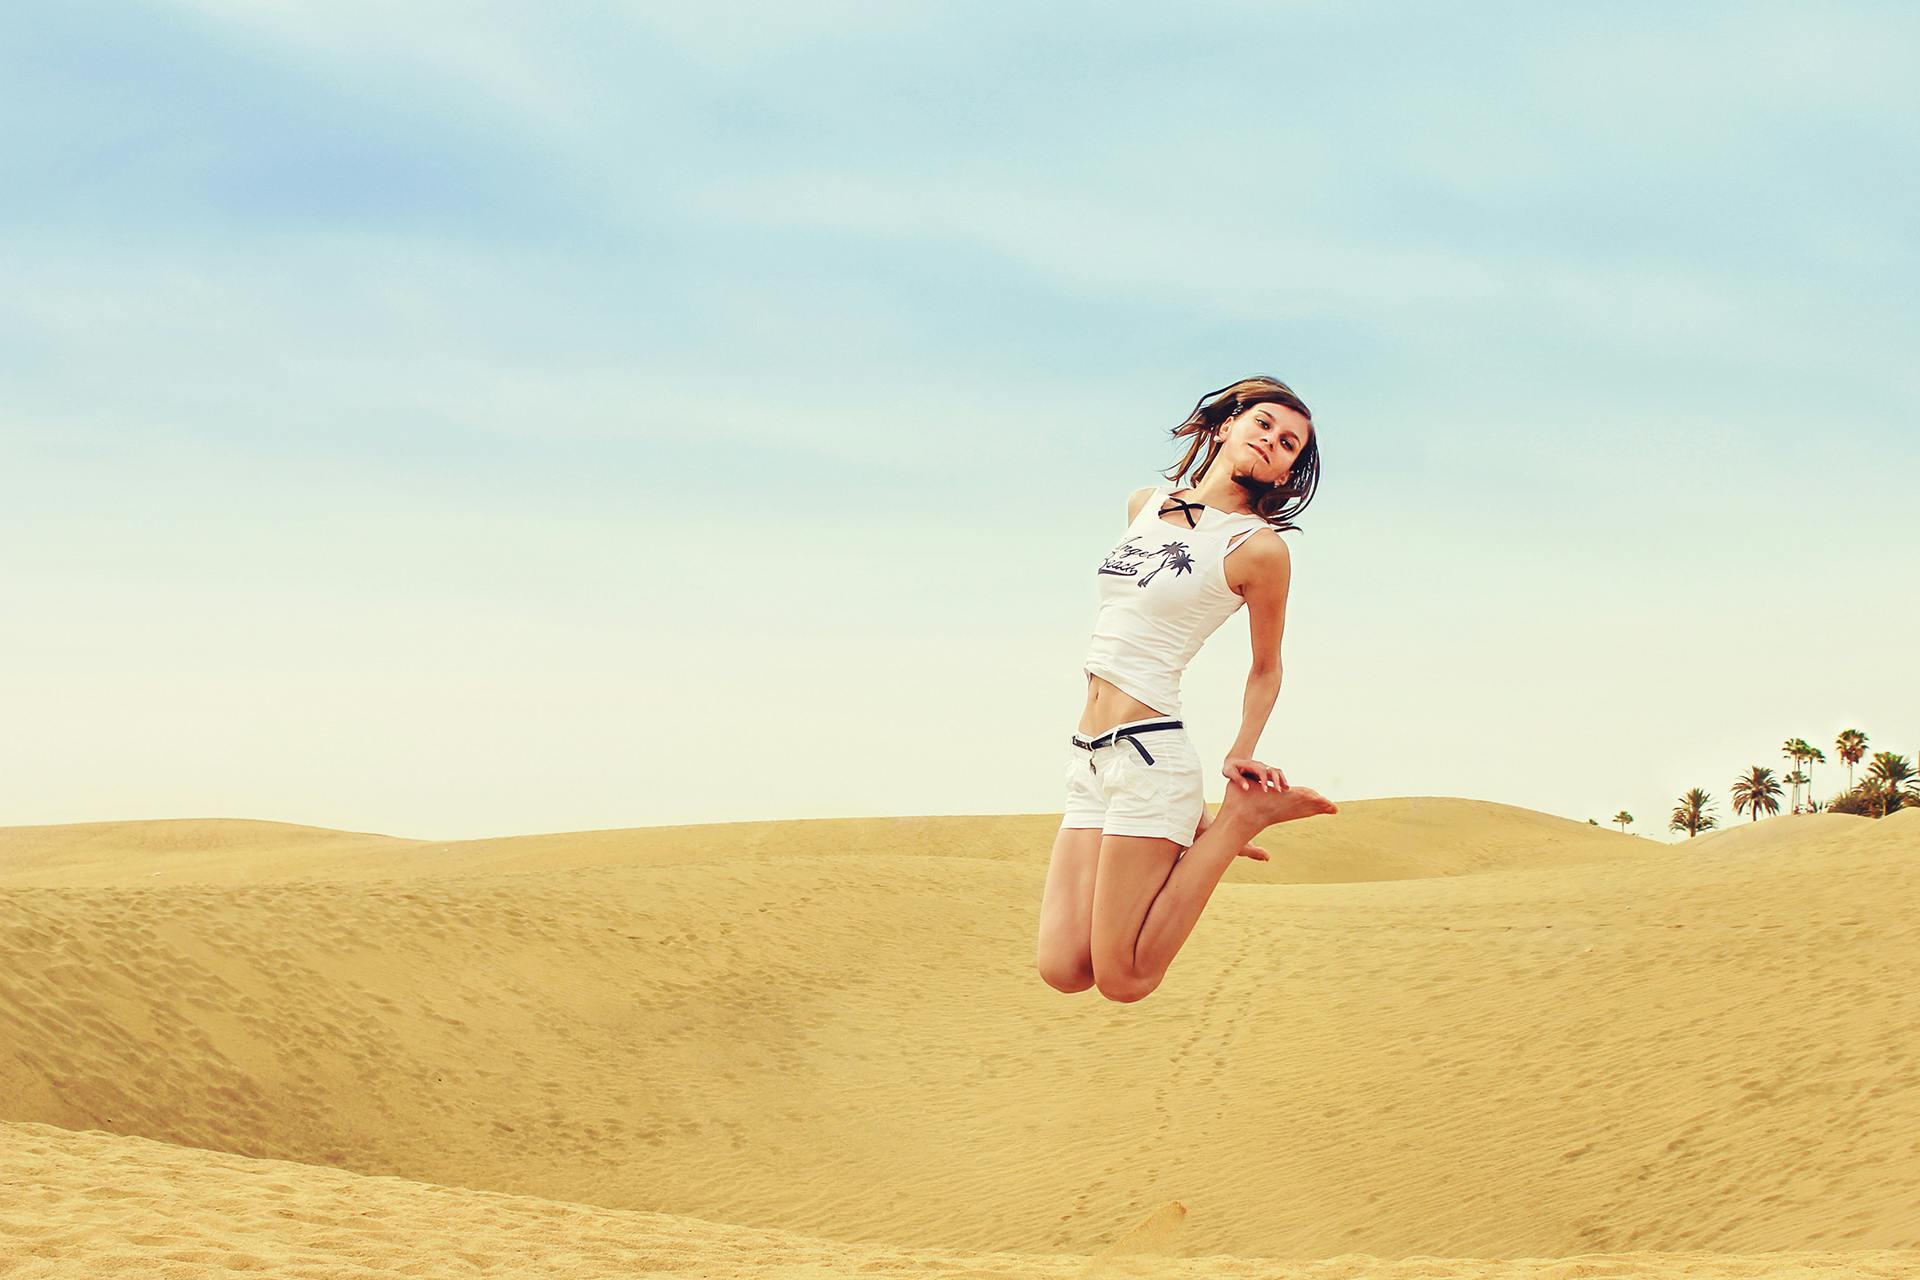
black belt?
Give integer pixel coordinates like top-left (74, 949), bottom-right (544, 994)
top-left (1070, 718), bottom-right (1182, 767)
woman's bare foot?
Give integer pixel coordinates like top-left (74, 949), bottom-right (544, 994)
top-left (1224, 781), bottom-right (1338, 829)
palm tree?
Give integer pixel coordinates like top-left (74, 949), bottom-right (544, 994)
top-left (1863, 752), bottom-right (1918, 818)
top-left (1785, 770), bottom-right (1809, 812)
top-left (1836, 729), bottom-right (1869, 792)
top-left (1138, 542), bottom-right (1193, 586)
top-left (1612, 810), bottom-right (1633, 833)
top-left (1802, 744), bottom-right (1825, 807)
top-left (1731, 766), bottom-right (1783, 823)
top-left (1668, 788), bottom-right (1718, 839)
top-left (1781, 738), bottom-right (1802, 812)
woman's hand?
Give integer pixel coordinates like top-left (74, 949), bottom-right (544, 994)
top-left (1223, 756), bottom-right (1288, 793)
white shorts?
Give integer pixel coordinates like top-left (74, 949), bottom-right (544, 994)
top-left (1060, 716), bottom-right (1206, 847)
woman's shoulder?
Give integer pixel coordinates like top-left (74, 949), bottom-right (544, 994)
top-left (1125, 483), bottom-right (1166, 522)
top-left (1224, 524), bottom-right (1291, 599)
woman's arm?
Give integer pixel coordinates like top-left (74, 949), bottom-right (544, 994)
top-left (1223, 533), bottom-right (1292, 789)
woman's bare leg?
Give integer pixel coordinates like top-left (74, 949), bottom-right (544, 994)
top-left (1035, 824), bottom-right (1105, 992)
top-left (1091, 783), bottom-right (1336, 1001)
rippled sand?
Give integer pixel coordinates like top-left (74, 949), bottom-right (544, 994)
top-left (3, 800), bottom-right (1916, 1277)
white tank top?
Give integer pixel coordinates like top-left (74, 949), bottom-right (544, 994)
top-left (1082, 484), bottom-right (1273, 716)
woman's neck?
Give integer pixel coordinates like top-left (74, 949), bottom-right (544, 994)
top-left (1177, 470), bottom-right (1258, 517)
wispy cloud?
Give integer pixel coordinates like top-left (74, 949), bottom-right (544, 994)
top-left (2, 1), bottom-right (1915, 836)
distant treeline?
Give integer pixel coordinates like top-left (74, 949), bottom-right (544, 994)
top-left (1597, 728), bottom-right (1917, 836)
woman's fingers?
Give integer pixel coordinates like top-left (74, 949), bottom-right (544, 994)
top-left (1226, 759), bottom-right (1295, 792)
top-left (1226, 759), bottom-right (1287, 792)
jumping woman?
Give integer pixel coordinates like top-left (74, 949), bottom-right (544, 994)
top-left (1035, 375), bottom-right (1338, 1003)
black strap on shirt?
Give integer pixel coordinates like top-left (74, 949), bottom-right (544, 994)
top-left (1158, 495), bottom-right (1205, 529)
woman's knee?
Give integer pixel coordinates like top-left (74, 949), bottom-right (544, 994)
top-left (1093, 966), bottom-right (1159, 1003)
top-left (1036, 949), bottom-right (1096, 993)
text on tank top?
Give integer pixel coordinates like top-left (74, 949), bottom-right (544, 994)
top-left (1081, 484), bottom-right (1273, 716)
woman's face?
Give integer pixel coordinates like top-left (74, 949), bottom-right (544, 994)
top-left (1222, 400), bottom-right (1311, 486)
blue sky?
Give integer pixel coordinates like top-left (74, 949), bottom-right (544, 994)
top-left (3, 1), bottom-right (1915, 839)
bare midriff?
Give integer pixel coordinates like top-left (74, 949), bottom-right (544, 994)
top-left (1078, 670), bottom-right (1169, 737)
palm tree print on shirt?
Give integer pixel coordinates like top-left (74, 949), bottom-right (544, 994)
top-left (1099, 540), bottom-right (1195, 587)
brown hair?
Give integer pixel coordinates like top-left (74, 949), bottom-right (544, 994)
top-left (1163, 375), bottom-right (1320, 533)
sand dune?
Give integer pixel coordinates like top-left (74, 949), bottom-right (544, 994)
top-left (1, 797), bottom-right (1658, 888)
top-left (6, 1121), bottom-right (1916, 1279)
top-left (1684, 812), bottom-right (1874, 853)
top-left (2, 799), bottom-right (1916, 1275)
top-left (0, 818), bottom-right (420, 888)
